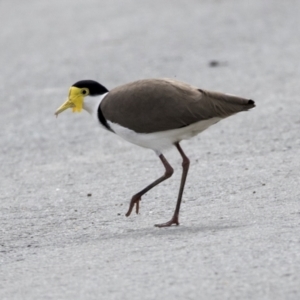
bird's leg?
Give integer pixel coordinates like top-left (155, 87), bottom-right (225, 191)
top-left (155, 142), bottom-right (190, 228)
top-left (125, 154), bottom-right (174, 217)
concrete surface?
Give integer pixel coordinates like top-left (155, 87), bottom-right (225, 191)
top-left (1, 0), bottom-right (300, 299)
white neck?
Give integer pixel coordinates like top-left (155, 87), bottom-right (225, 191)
top-left (83, 92), bottom-right (108, 120)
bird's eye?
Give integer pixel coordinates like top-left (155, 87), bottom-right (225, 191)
top-left (82, 89), bottom-right (88, 95)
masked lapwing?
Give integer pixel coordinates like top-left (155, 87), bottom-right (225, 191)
top-left (55, 78), bottom-right (255, 227)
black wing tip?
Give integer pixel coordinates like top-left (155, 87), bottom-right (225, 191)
top-left (248, 99), bottom-right (255, 107)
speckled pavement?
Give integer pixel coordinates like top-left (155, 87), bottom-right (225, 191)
top-left (1, 0), bottom-right (300, 299)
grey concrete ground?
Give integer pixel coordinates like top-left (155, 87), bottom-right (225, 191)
top-left (1, 0), bottom-right (300, 299)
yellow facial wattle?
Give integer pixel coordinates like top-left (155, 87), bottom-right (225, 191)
top-left (70, 87), bottom-right (84, 112)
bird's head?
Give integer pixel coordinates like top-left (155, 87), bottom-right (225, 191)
top-left (55, 80), bottom-right (108, 116)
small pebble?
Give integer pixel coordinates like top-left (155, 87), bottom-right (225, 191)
top-left (87, 193), bottom-right (92, 197)
top-left (209, 60), bottom-right (220, 67)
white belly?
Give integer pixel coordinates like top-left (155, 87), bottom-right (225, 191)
top-left (107, 118), bottom-right (221, 153)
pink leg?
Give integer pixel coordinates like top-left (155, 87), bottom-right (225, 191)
top-left (125, 154), bottom-right (174, 217)
top-left (155, 143), bottom-right (190, 227)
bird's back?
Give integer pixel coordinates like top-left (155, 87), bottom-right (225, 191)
top-left (101, 79), bottom-right (255, 133)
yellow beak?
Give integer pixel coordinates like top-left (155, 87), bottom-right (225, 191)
top-left (55, 87), bottom-right (84, 116)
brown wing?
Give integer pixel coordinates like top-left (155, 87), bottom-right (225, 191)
top-left (100, 79), bottom-right (255, 133)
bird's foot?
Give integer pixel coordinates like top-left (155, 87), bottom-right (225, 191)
top-left (125, 194), bottom-right (141, 217)
top-left (154, 214), bottom-right (179, 228)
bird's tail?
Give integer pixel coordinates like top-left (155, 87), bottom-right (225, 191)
top-left (242, 99), bottom-right (255, 111)
top-left (199, 89), bottom-right (256, 116)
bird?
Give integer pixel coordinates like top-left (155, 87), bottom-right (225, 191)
top-left (55, 78), bottom-right (255, 227)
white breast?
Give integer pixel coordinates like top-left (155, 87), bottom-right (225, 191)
top-left (107, 117), bottom-right (222, 153)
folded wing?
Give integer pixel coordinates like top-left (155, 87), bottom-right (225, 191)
top-left (101, 79), bottom-right (255, 134)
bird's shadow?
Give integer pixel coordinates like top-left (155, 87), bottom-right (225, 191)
top-left (100, 223), bottom-right (245, 241)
